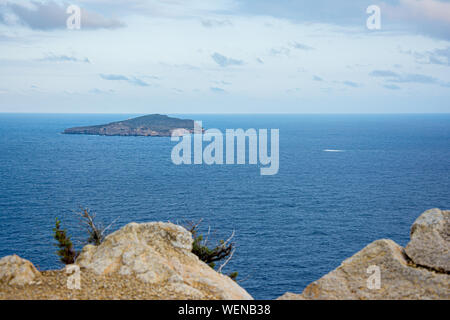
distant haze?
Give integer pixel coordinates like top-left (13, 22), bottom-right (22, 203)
top-left (0, 0), bottom-right (449, 113)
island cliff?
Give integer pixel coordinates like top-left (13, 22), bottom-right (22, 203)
top-left (63, 114), bottom-right (200, 137)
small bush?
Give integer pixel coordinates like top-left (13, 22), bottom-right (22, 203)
top-left (53, 207), bottom-right (116, 264)
top-left (76, 207), bottom-right (116, 246)
top-left (53, 217), bottom-right (77, 265)
top-left (186, 220), bottom-right (238, 280)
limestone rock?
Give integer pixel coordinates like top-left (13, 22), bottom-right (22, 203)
top-left (278, 208), bottom-right (450, 300)
top-left (405, 208), bottom-right (449, 272)
top-left (76, 222), bottom-right (252, 300)
top-left (301, 239), bottom-right (449, 300)
top-left (276, 292), bottom-right (305, 300)
top-left (0, 255), bottom-right (41, 286)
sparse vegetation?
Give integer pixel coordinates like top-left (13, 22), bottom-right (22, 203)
top-left (53, 208), bottom-right (239, 280)
top-left (53, 207), bottom-right (116, 264)
top-left (186, 219), bottom-right (238, 281)
top-left (53, 217), bottom-right (77, 265)
top-left (75, 207), bottom-right (117, 246)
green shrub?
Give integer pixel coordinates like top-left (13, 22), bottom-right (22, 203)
top-left (53, 217), bottom-right (77, 265)
top-left (187, 220), bottom-right (239, 281)
top-left (53, 207), bottom-right (115, 264)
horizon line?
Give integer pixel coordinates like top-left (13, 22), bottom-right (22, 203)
top-left (1, 112), bottom-right (450, 115)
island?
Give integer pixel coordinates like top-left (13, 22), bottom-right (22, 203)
top-left (62, 114), bottom-right (201, 137)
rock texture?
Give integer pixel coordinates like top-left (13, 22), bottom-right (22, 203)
top-left (276, 292), bottom-right (305, 300)
top-left (279, 208), bottom-right (450, 300)
top-left (63, 114), bottom-right (202, 137)
top-left (1, 208), bottom-right (448, 300)
top-left (405, 208), bottom-right (449, 272)
top-left (76, 222), bottom-right (252, 300)
top-left (0, 255), bottom-right (41, 286)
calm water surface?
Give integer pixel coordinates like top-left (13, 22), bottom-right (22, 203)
top-left (0, 113), bottom-right (449, 299)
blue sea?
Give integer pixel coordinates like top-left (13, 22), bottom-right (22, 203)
top-left (0, 113), bottom-right (449, 299)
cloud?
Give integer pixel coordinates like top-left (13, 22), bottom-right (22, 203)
top-left (238, 0), bottom-right (450, 40)
top-left (286, 88), bottom-right (301, 94)
top-left (238, 1), bottom-right (369, 25)
top-left (385, 0), bottom-right (450, 24)
top-left (128, 77), bottom-right (150, 87)
top-left (159, 62), bottom-right (200, 71)
top-left (39, 53), bottom-right (90, 63)
top-left (290, 42), bottom-right (314, 50)
top-left (77, 0), bottom-right (238, 17)
top-left (343, 81), bottom-right (361, 88)
top-left (370, 68), bottom-right (450, 88)
top-left (89, 88), bottom-right (114, 94)
top-left (382, 0), bottom-right (450, 40)
top-left (100, 74), bottom-right (129, 81)
top-left (369, 69), bottom-right (439, 84)
top-left (2, 1), bottom-right (124, 30)
top-left (270, 47), bottom-right (290, 56)
top-left (210, 87), bottom-right (227, 93)
top-left (407, 47), bottom-right (450, 66)
top-left (99, 74), bottom-right (149, 86)
top-left (142, 75), bottom-right (161, 80)
top-left (427, 47), bottom-right (450, 66)
top-left (390, 73), bottom-right (438, 84)
top-left (383, 84), bottom-right (401, 90)
top-left (213, 80), bottom-right (232, 86)
top-left (370, 69), bottom-right (448, 87)
top-left (201, 19), bottom-right (232, 28)
top-left (172, 88), bottom-right (183, 94)
top-left (0, 34), bottom-right (10, 41)
top-left (369, 70), bottom-right (400, 78)
top-left (211, 52), bottom-right (244, 67)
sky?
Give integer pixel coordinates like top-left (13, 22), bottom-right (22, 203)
top-left (0, 0), bottom-right (449, 113)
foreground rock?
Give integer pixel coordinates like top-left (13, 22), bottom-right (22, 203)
top-left (276, 292), bottom-right (305, 300)
top-left (279, 208), bottom-right (450, 300)
top-left (0, 223), bottom-right (252, 300)
top-left (76, 222), bottom-right (252, 300)
top-left (0, 255), bottom-right (41, 286)
top-left (405, 208), bottom-right (449, 272)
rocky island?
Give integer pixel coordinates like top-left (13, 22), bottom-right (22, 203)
top-left (63, 114), bottom-right (201, 137)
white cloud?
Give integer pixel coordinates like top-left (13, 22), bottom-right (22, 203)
top-left (0, 4), bottom-right (449, 113)
top-left (77, 0), bottom-right (239, 17)
top-left (211, 52), bottom-right (244, 67)
top-left (382, 0), bottom-right (450, 39)
top-left (39, 53), bottom-right (90, 63)
top-left (1, 1), bottom-right (124, 30)
top-left (99, 74), bottom-right (150, 86)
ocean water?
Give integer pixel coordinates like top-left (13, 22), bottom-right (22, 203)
top-left (0, 113), bottom-right (448, 299)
